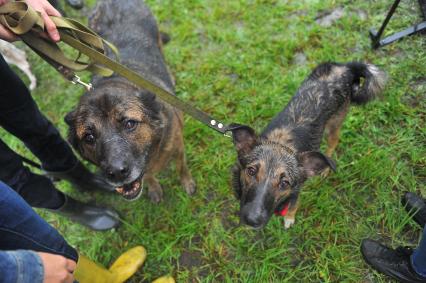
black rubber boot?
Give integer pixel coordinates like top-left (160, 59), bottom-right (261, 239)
top-left (45, 161), bottom-right (114, 193)
top-left (66, 0), bottom-right (84, 10)
top-left (11, 171), bottom-right (119, 231)
top-left (51, 195), bottom-right (120, 231)
top-left (402, 192), bottom-right (426, 227)
top-left (361, 239), bottom-right (426, 283)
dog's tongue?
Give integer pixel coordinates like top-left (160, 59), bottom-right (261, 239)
top-left (274, 202), bottom-right (289, 217)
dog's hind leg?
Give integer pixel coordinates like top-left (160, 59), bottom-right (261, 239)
top-left (175, 136), bottom-right (196, 196)
top-left (325, 102), bottom-right (349, 157)
top-left (145, 174), bottom-right (163, 203)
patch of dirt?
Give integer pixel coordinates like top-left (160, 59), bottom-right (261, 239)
top-left (226, 73), bottom-right (240, 83)
top-left (178, 250), bottom-right (203, 269)
top-left (292, 52), bottom-right (307, 66)
top-left (196, 27), bottom-right (209, 45)
top-left (234, 20), bottom-right (245, 32)
top-left (351, 8), bottom-right (368, 21)
top-left (221, 206), bottom-right (239, 230)
top-left (362, 272), bottom-right (377, 283)
top-left (288, 9), bottom-right (308, 19)
top-left (315, 7), bottom-right (344, 27)
top-left (176, 235), bottom-right (209, 280)
top-left (205, 190), bottom-right (217, 202)
top-left (411, 77), bottom-right (426, 90)
top-left (401, 77), bottom-right (426, 108)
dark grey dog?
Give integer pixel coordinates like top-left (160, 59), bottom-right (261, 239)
top-left (65, 0), bottom-right (195, 202)
top-left (231, 62), bottom-right (386, 229)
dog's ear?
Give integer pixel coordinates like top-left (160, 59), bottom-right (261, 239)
top-left (297, 151), bottom-right (336, 177)
top-left (229, 123), bottom-right (258, 159)
top-left (64, 110), bottom-right (78, 149)
top-left (138, 91), bottom-right (162, 121)
top-left (64, 110), bottom-right (75, 126)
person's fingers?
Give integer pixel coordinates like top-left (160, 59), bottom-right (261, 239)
top-left (41, 11), bottom-right (60, 42)
top-left (66, 259), bottom-right (77, 273)
top-left (44, 1), bottom-right (61, 17)
top-left (0, 25), bottom-right (18, 42)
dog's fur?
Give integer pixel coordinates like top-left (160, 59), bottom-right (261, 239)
top-left (65, 0), bottom-right (195, 202)
top-left (231, 62), bottom-right (386, 229)
top-left (0, 41), bottom-right (37, 90)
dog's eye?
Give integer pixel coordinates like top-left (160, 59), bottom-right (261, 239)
top-left (280, 177), bottom-right (290, 189)
top-left (124, 120), bottom-right (137, 130)
top-left (246, 166), bottom-right (257, 176)
top-left (84, 133), bottom-right (95, 145)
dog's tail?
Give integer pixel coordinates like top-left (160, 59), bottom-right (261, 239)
top-left (346, 62), bottom-right (387, 105)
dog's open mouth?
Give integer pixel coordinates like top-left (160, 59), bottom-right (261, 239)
top-left (115, 178), bottom-right (143, 201)
top-left (274, 197), bottom-right (292, 217)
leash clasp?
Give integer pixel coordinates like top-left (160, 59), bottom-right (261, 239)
top-left (210, 120), bottom-right (232, 138)
top-left (72, 75), bottom-right (93, 91)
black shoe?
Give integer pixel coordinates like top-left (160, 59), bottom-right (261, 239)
top-left (361, 239), bottom-right (426, 283)
top-left (402, 192), bottom-right (426, 227)
top-left (66, 0), bottom-right (83, 10)
top-left (51, 195), bottom-right (120, 231)
top-left (45, 161), bottom-right (114, 193)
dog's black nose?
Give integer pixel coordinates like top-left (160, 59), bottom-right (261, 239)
top-left (106, 162), bottom-right (130, 181)
top-left (243, 213), bottom-right (264, 228)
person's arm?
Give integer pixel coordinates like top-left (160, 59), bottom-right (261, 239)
top-left (0, 250), bottom-right (44, 283)
top-left (0, 0), bottom-right (61, 42)
top-left (0, 250), bottom-right (76, 283)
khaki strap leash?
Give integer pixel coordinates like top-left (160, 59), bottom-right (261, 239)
top-left (0, 1), bottom-right (232, 135)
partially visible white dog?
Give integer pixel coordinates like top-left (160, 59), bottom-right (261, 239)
top-left (0, 41), bottom-right (37, 90)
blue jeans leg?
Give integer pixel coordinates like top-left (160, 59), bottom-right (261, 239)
top-left (411, 225), bottom-right (426, 277)
top-left (0, 181), bottom-right (78, 261)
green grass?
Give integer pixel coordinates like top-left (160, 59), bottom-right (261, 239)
top-left (2, 0), bottom-right (426, 282)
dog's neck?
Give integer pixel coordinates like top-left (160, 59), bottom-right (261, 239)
top-left (261, 123), bottom-right (319, 154)
top-left (261, 102), bottom-right (328, 153)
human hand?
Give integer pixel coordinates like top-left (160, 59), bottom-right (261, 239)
top-left (0, 0), bottom-right (61, 42)
top-left (37, 252), bottom-right (77, 283)
top-left (25, 0), bottom-right (62, 42)
top-left (0, 24), bottom-right (18, 42)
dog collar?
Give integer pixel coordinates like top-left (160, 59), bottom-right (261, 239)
top-left (274, 202), bottom-right (289, 217)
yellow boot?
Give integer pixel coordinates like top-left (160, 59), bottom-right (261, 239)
top-left (152, 276), bottom-right (175, 283)
top-left (74, 246), bottom-right (147, 283)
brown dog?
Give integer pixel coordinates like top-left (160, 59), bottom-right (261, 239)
top-left (231, 62), bottom-right (386, 229)
top-left (65, 0), bottom-right (195, 202)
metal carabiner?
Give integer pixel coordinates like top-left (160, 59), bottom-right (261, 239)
top-left (72, 75), bottom-right (93, 91)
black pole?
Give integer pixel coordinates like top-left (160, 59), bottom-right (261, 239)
top-left (370, 0), bottom-right (401, 49)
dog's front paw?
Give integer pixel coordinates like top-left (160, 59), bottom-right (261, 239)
top-left (148, 188), bottom-right (163, 203)
top-left (182, 178), bottom-right (196, 196)
top-left (321, 167), bottom-right (332, 178)
top-left (284, 217), bottom-right (295, 229)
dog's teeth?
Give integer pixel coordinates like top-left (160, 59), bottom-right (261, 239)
top-left (116, 187), bottom-right (124, 194)
top-left (133, 181), bottom-right (140, 190)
